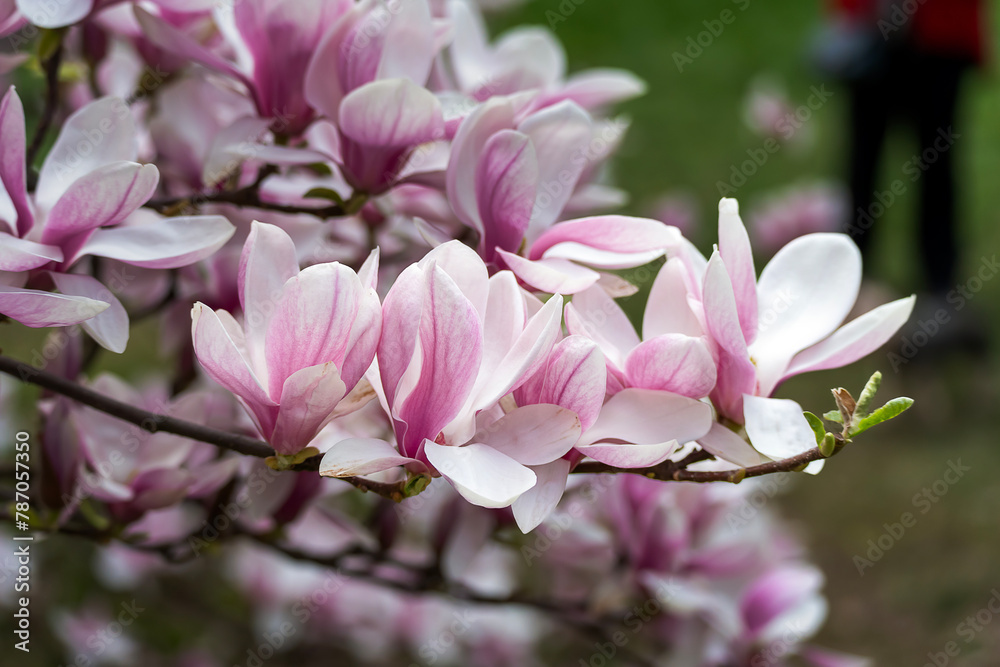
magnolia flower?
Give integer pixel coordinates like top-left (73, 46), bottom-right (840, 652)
top-left (191, 221), bottom-right (382, 456)
top-left (0, 88), bottom-right (234, 351)
top-left (447, 96), bottom-right (681, 293)
top-left (647, 199), bottom-right (914, 469)
top-left (135, 1), bottom-right (349, 134)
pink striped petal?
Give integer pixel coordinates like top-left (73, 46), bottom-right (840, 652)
top-left (718, 198), bottom-right (758, 344)
top-left (514, 335), bottom-right (606, 431)
top-left (579, 388), bottom-right (712, 448)
top-left (72, 214), bottom-right (234, 269)
top-left (238, 221), bottom-right (299, 372)
top-left (0, 233), bottom-right (62, 271)
top-left (624, 334), bottom-right (716, 398)
top-left (477, 404), bottom-right (580, 466)
top-left (563, 284), bottom-right (638, 370)
top-left (497, 250), bottom-right (600, 294)
top-left (50, 273), bottom-right (128, 353)
top-left (0, 88), bottom-right (32, 236)
top-left (0, 283), bottom-right (107, 327)
top-left (530, 215), bottom-right (681, 261)
top-left (190, 303), bottom-right (274, 410)
top-left (338, 79), bottom-right (443, 148)
top-left (574, 440), bottom-right (678, 468)
top-left (475, 129), bottom-right (536, 258)
top-left (270, 363), bottom-right (349, 455)
top-left (543, 69), bottom-right (646, 110)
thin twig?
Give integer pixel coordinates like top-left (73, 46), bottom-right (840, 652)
top-left (144, 183), bottom-right (346, 219)
top-left (26, 40), bottom-right (64, 169)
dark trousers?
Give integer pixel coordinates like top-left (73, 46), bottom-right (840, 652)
top-left (846, 47), bottom-right (969, 293)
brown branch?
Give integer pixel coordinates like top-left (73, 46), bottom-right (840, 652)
top-left (144, 182), bottom-right (346, 219)
top-left (0, 354), bottom-right (404, 499)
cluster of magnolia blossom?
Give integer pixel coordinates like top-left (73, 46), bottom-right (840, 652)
top-left (0, 0), bottom-right (911, 664)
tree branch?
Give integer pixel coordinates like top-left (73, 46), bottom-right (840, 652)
top-left (26, 38), bottom-right (64, 170)
top-left (144, 182), bottom-right (346, 219)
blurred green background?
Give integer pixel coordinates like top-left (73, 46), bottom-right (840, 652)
top-left (491, 0), bottom-right (1000, 663)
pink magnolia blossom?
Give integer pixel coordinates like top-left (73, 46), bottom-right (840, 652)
top-left (191, 221), bottom-right (382, 456)
top-left (447, 96), bottom-right (681, 293)
top-left (0, 88), bottom-right (234, 351)
top-left (135, 1), bottom-right (350, 135)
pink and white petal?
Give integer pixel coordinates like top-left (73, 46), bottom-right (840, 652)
top-left (494, 26), bottom-right (566, 87)
top-left (303, 2), bottom-right (367, 118)
top-left (130, 468), bottom-right (193, 511)
top-left (423, 440), bottom-right (536, 509)
top-left (546, 69), bottom-right (647, 110)
top-left (517, 101), bottom-right (592, 242)
top-left (530, 215), bottom-right (682, 261)
top-left (357, 247), bottom-right (380, 291)
top-left (338, 287), bottom-right (382, 392)
top-left (782, 295), bottom-right (916, 381)
top-left (270, 363), bottom-right (349, 455)
top-left (643, 258), bottom-right (703, 339)
top-left (563, 284), bottom-right (638, 369)
top-left (36, 97), bottom-right (138, 209)
top-left (750, 233), bottom-right (862, 397)
top-left (72, 214), bottom-right (235, 269)
top-left (540, 242), bottom-right (665, 270)
top-left (696, 421), bottom-right (766, 468)
top-left (511, 459), bottom-right (571, 533)
top-left (418, 239), bottom-right (491, 317)
top-left (49, 273), bottom-right (128, 353)
top-left (579, 388), bottom-right (712, 447)
top-left (42, 162), bottom-right (159, 247)
top-left (133, 6), bottom-right (249, 85)
top-left (476, 404), bottom-right (580, 466)
top-left (16, 0), bottom-right (91, 28)
top-left (575, 440), bottom-right (679, 468)
top-left (185, 458), bottom-right (240, 498)
top-left (475, 129), bottom-right (536, 257)
top-left (378, 263), bottom-right (425, 404)
top-left (319, 437), bottom-right (422, 478)
top-left (190, 303), bottom-right (274, 408)
top-left (238, 221), bottom-right (299, 371)
top-left (497, 250), bottom-right (600, 294)
top-left (263, 262), bottom-right (364, 396)
top-left (396, 265), bottom-right (483, 452)
top-left (742, 395), bottom-right (820, 471)
top-left (703, 251), bottom-right (757, 421)
top-left (446, 98), bottom-right (516, 234)
top-left (339, 79), bottom-right (444, 148)
top-left (624, 334), bottom-right (716, 398)
top-left (515, 334), bottom-right (606, 431)
top-left (0, 87), bottom-right (32, 235)
top-left (0, 283), bottom-right (107, 327)
top-left (376, 0), bottom-right (435, 84)
top-left (717, 198), bottom-right (758, 344)
top-left (0, 233), bottom-right (62, 271)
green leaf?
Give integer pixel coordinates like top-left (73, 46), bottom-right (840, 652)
top-left (848, 397), bottom-right (914, 437)
top-left (803, 411), bottom-right (826, 444)
top-left (854, 371), bottom-right (882, 419)
top-left (303, 187), bottom-right (345, 205)
top-left (822, 410), bottom-right (843, 423)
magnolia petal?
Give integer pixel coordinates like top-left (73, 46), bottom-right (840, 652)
top-left (134, 6), bottom-right (249, 86)
top-left (511, 459), bottom-right (571, 533)
top-left (72, 214), bottom-right (234, 269)
top-left (423, 440), bottom-right (536, 509)
top-left (49, 273), bottom-right (128, 353)
top-left (271, 363), bottom-right (349, 456)
top-left (750, 233), bottom-right (862, 397)
top-left (42, 162), bottom-right (159, 247)
top-left (624, 334), bottom-right (717, 398)
top-left (497, 250), bottom-right (600, 294)
top-left (0, 283), bottom-right (107, 327)
top-left (541, 242), bottom-right (665, 270)
top-left (580, 388), bottom-right (712, 447)
top-left (0, 88), bottom-right (32, 235)
top-left (319, 437), bottom-right (421, 477)
top-left (16, 0), bottom-right (91, 29)
top-left (477, 404), bottom-right (580, 466)
top-left (703, 251), bottom-right (757, 421)
top-left (743, 395), bottom-right (820, 472)
top-left (783, 295), bottom-right (916, 381)
top-left (718, 198), bottom-right (758, 344)
top-left (36, 97), bottom-right (137, 209)
top-left (419, 239), bottom-right (490, 318)
top-left (563, 284), bottom-right (638, 370)
top-left (339, 79), bottom-right (444, 148)
top-left (530, 215), bottom-right (681, 261)
top-left (548, 69), bottom-right (647, 110)
top-left (376, 0), bottom-right (435, 85)
top-left (696, 421), bottom-right (766, 468)
top-left (0, 233), bottom-right (62, 271)
top-left (475, 129), bottom-right (536, 258)
top-left (514, 334), bottom-right (606, 431)
top-left (575, 440), bottom-right (679, 468)
top-left (190, 303), bottom-right (274, 409)
top-left (446, 98), bottom-right (515, 234)
top-left (643, 257), bottom-right (702, 339)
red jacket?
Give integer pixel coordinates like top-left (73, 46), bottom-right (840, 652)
top-left (833, 0), bottom-right (986, 63)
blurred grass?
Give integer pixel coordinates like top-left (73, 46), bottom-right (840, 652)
top-left (492, 0), bottom-right (1000, 662)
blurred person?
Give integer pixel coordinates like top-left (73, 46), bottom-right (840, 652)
top-left (815, 0), bottom-right (988, 352)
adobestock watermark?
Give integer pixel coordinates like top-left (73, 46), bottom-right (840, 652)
top-left (726, 473), bottom-right (794, 531)
top-left (922, 588), bottom-right (1000, 667)
top-left (672, 0), bottom-right (753, 73)
top-left (887, 254), bottom-right (998, 371)
top-left (748, 618), bottom-right (815, 667)
top-left (577, 578), bottom-right (678, 667)
top-left (845, 126), bottom-right (959, 239)
top-left (520, 474), bottom-right (618, 566)
top-left (409, 609), bottom-right (477, 666)
top-left (716, 85), bottom-right (833, 196)
top-left (853, 459), bottom-right (969, 575)
top-left (56, 600), bottom-right (145, 667)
